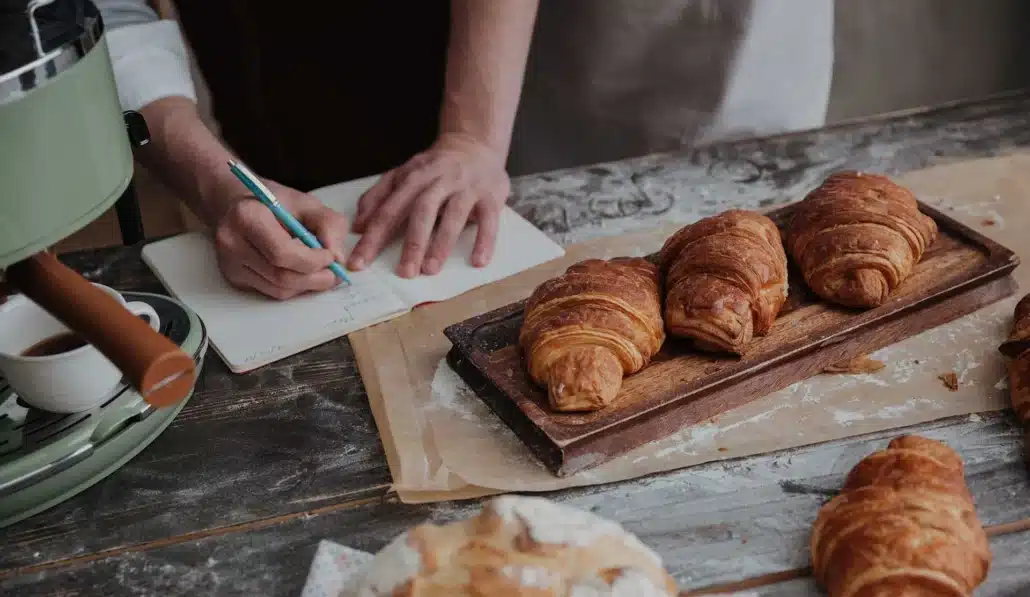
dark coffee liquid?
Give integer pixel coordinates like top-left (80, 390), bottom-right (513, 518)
top-left (21, 332), bottom-right (87, 357)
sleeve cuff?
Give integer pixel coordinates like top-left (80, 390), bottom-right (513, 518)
top-left (105, 20), bottom-right (198, 112)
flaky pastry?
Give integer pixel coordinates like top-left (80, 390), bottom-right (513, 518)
top-left (811, 435), bottom-right (991, 597)
top-left (520, 258), bottom-right (665, 412)
top-left (787, 171), bottom-right (938, 309)
top-left (658, 209), bottom-right (788, 355)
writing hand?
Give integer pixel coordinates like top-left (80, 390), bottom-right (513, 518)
top-left (347, 133), bottom-right (510, 278)
top-left (213, 179), bottom-right (350, 300)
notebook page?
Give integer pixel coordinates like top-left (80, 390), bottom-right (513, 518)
top-left (141, 232), bottom-right (408, 373)
top-left (311, 176), bottom-right (566, 306)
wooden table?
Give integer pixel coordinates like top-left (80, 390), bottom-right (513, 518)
top-left (4, 92), bottom-right (1030, 596)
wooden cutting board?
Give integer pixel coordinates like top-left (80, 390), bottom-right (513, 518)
top-left (443, 201), bottom-right (1020, 477)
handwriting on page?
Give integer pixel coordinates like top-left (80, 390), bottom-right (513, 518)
top-left (325, 284), bottom-right (391, 327)
top-left (238, 277), bottom-right (408, 367)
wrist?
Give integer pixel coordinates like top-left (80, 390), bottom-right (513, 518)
top-left (136, 97), bottom-right (238, 227)
top-left (193, 161), bottom-right (245, 225)
top-left (433, 131), bottom-right (507, 165)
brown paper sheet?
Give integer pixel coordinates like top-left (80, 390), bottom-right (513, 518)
top-left (349, 153), bottom-right (1030, 503)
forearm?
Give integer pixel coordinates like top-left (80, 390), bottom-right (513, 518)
top-left (97, 0), bottom-right (236, 225)
top-left (441, 0), bottom-right (539, 157)
top-left (136, 97), bottom-right (239, 225)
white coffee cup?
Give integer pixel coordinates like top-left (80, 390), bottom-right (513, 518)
top-left (0, 284), bottom-right (160, 413)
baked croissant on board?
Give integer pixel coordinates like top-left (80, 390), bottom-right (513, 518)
top-left (787, 171), bottom-right (939, 309)
top-left (519, 258), bottom-right (665, 412)
top-left (658, 209), bottom-right (788, 355)
top-left (811, 435), bottom-right (991, 597)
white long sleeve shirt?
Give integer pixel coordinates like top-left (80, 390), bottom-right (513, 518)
top-left (95, 0), bottom-right (197, 111)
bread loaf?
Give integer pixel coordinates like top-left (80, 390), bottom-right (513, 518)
top-left (347, 495), bottom-right (678, 596)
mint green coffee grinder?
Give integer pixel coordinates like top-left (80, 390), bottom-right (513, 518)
top-left (0, 0), bottom-right (209, 528)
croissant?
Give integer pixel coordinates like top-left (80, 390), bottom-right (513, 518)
top-left (998, 292), bottom-right (1030, 358)
top-left (519, 257), bottom-right (665, 412)
top-left (1000, 293), bottom-right (1030, 460)
top-left (787, 171), bottom-right (938, 309)
top-left (810, 435), bottom-right (991, 597)
top-left (658, 210), bottom-right (788, 355)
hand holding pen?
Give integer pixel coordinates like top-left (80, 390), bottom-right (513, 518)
top-left (208, 161), bottom-right (352, 300)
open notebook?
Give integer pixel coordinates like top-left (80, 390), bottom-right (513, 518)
top-left (141, 175), bottom-right (565, 373)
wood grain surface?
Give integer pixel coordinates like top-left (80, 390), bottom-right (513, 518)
top-left (3, 412), bottom-right (1028, 596)
top-left (5, 92), bottom-right (1030, 596)
top-left (445, 201), bottom-right (1020, 475)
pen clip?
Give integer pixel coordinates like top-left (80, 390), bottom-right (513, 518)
top-left (228, 160), bottom-right (280, 207)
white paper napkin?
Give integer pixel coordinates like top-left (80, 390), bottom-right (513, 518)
top-left (300, 540), bottom-right (373, 597)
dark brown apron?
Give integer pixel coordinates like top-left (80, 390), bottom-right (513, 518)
top-left (171, 1), bottom-right (830, 184)
top-left (510, 0), bottom-right (752, 175)
top-left (171, 1), bottom-right (450, 192)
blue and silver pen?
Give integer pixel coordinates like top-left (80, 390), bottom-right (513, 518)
top-left (227, 160), bottom-right (351, 285)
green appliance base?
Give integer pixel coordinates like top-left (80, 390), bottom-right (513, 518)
top-left (0, 292), bottom-right (208, 528)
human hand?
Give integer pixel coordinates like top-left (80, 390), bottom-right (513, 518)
top-left (347, 134), bottom-right (510, 278)
top-left (212, 179), bottom-right (350, 300)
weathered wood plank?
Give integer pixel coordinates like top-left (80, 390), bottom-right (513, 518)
top-left (757, 530), bottom-right (1030, 597)
top-left (0, 251), bottom-right (393, 570)
top-left (4, 412), bottom-right (1028, 596)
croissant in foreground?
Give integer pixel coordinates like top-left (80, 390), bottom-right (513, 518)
top-left (520, 258), bottom-right (665, 412)
top-left (787, 171), bottom-right (938, 309)
top-left (811, 435), bottom-right (991, 597)
top-left (659, 210), bottom-right (788, 355)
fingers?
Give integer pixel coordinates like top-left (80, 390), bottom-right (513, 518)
top-left (353, 170), bottom-right (396, 233)
top-left (229, 200), bottom-right (336, 274)
top-left (470, 202), bottom-right (501, 267)
top-left (214, 198), bottom-right (342, 301)
top-left (397, 181), bottom-right (451, 278)
top-left (347, 143), bottom-right (509, 276)
top-left (423, 192), bottom-right (476, 275)
top-left (224, 262), bottom-right (337, 301)
top-left (348, 168), bottom-right (430, 271)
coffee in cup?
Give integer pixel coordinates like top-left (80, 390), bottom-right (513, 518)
top-left (0, 284), bottom-right (161, 413)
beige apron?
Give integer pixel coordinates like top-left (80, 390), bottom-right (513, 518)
top-left (509, 0), bottom-right (835, 175)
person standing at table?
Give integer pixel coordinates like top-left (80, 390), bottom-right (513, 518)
top-left (94, 0), bottom-right (833, 299)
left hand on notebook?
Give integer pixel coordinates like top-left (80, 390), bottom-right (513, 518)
top-left (348, 134), bottom-right (510, 278)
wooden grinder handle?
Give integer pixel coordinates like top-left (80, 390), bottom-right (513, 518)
top-left (5, 253), bottom-right (197, 407)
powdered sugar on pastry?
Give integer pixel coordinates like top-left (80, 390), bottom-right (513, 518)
top-left (490, 495), bottom-right (659, 561)
top-left (346, 495), bottom-right (677, 596)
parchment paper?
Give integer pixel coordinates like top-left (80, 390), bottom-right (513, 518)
top-left (349, 153), bottom-right (1030, 503)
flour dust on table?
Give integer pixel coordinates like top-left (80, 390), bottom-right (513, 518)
top-left (509, 110), bottom-right (1025, 249)
top-left (424, 278), bottom-right (1012, 493)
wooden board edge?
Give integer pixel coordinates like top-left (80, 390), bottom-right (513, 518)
top-left (553, 273), bottom-right (1019, 476)
top-left (445, 346), bottom-right (565, 473)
